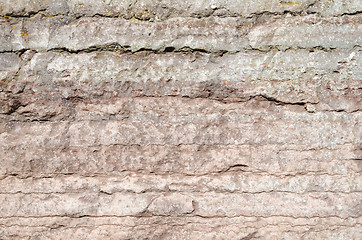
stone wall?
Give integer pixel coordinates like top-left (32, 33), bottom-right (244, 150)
top-left (0, 0), bottom-right (361, 239)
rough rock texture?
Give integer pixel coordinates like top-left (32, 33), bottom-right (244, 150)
top-left (0, 0), bottom-right (361, 239)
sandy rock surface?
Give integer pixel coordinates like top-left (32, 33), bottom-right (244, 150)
top-left (0, 0), bottom-right (361, 239)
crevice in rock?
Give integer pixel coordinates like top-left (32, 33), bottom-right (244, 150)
top-left (219, 164), bottom-right (249, 173)
top-left (3, 4), bottom-right (360, 22)
top-left (240, 231), bottom-right (257, 240)
top-left (1, 44), bottom-right (357, 56)
top-left (340, 11), bottom-right (362, 16)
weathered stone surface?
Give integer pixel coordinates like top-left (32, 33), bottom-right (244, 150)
top-left (0, 49), bottom-right (361, 123)
top-left (1, 173), bottom-right (361, 195)
top-left (0, 100), bottom-right (360, 147)
top-left (1, 0), bottom-right (361, 19)
top-left (1, 143), bottom-right (360, 177)
top-left (0, 0), bottom-right (361, 239)
top-left (1, 216), bottom-right (360, 240)
top-left (1, 15), bottom-right (361, 52)
top-left (0, 191), bottom-right (360, 218)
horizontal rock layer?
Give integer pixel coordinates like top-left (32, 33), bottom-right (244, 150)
top-left (1, 0), bottom-right (361, 19)
top-left (0, 1), bottom-right (361, 239)
top-left (1, 97), bottom-right (361, 239)
top-left (0, 49), bottom-right (361, 122)
top-left (1, 15), bottom-right (362, 52)
top-left (1, 216), bottom-right (360, 240)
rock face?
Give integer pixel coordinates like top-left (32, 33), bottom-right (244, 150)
top-left (0, 0), bottom-right (361, 239)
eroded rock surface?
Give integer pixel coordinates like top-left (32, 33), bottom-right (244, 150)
top-left (0, 0), bottom-right (361, 239)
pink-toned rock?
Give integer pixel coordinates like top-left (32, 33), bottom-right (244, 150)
top-left (0, 0), bottom-right (361, 239)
